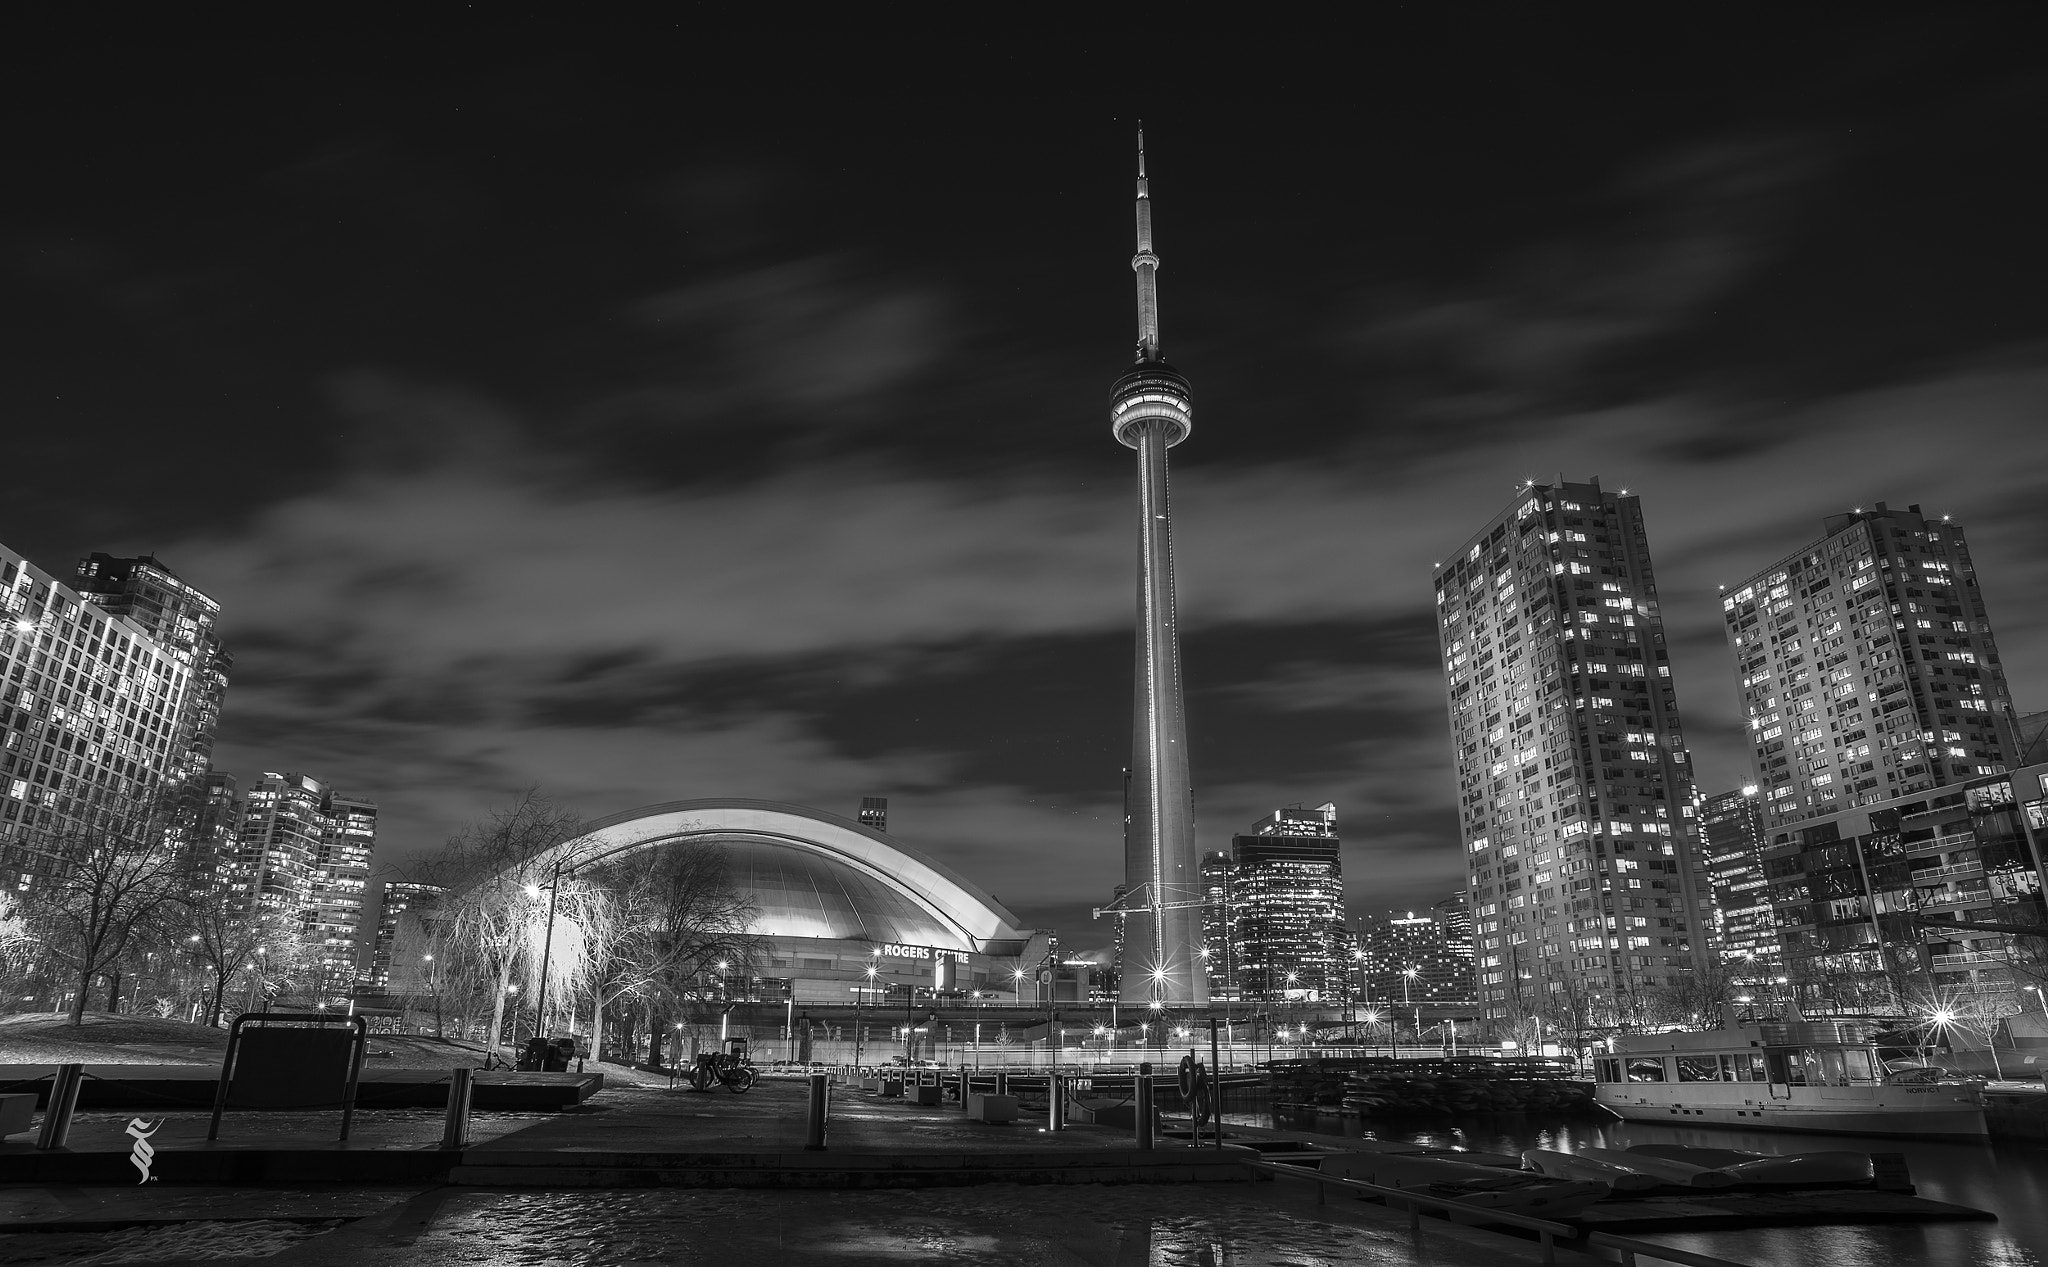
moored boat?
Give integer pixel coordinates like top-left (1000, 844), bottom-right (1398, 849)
top-left (1523, 1148), bottom-right (1663, 1192)
top-left (1321, 1151), bottom-right (1611, 1217)
top-left (1576, 1146), bottom-right (1737, 1188)
top-left (1626, 1144), bottom-right (1875, 1187)
top-left (1594, 1016), bottom-right (1987, 1138)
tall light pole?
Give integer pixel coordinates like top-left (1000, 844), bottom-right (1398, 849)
top-left (528, 858), bottom-right (571, 1045)
top-left (1403, 966), bottom-right (1419, 1052)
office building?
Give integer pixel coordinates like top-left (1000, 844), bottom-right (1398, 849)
top-left (0, 544), bottom-right (215, 887)
top-left (1232, 803), bottom-right (1345, 1000)
top-left (857, 797), bottom-right (888, 832)
top-left (1699, 787), bottom-right (1778, 973)
top-left (1722, 503), bottom-right (2018, 829)
top-left (1199, 849), bottom-right (1237, 998)
top-left (1433, 479), bottom-right (1714, 1029)
top-left (1430, 889), bottom-right (1475, 983)
top-left (1755, 760), bottom-right (2048, 1012)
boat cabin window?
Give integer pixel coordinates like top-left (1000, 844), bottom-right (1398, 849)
top-left (1594, 1057), bottom-right (1622, 1083)
top-left (1725, 1053), bottom-right (1765, 1082)
top-left (1675, 1056), bottom-right (1722, 1081)
top-left (1764, 1051), bottom-right (1805, 1085)
top-left (1813, 1048), bottom-right (1880, 1085)
top-left (1840, 1049), bottom-right (1878, 1084)
top-left (1625, 1057), bottom-right (1668, 1082)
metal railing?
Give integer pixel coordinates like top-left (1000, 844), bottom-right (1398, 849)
top-left (1238, 1155), bottom-right (1753, 1267)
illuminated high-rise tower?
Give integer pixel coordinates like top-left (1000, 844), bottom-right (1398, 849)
top-left (1110, 130), bottom-right (1206, 1004)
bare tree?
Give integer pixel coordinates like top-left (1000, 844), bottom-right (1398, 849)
top-left (21, 786), bottom-right (187, 1026)
top-left (169, 895), bottom-right (270, 1026)
top-left (417, 792), bottom-right (586, 1059)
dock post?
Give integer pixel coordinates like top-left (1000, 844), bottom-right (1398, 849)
top-left (441, 1067), bottom-right (474, 1150)
top-left (1047, 1073), bottom-right (1064, 1131)
top-left (35, 1063), bottom-right (83, 1151)
top-left (994, 1070), bottom-right (1008, 1098)
top-left (804, 1073), bottom-right (829, 1150)
top-left (1209, 1017), bottom-right (1224, 1149)
top-left (1135, 1069), bottom-right (1154, 1150)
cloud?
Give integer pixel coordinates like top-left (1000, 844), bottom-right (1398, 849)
top-left (1343, 133), bottom-right (1827, 409)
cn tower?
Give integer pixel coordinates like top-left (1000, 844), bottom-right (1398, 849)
top-left (1110, 130), bottom-right (1207, 1005)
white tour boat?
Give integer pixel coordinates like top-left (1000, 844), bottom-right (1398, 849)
top-left (1593, 1016), bottom-right (1987, 1138)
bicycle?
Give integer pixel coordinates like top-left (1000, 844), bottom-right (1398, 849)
top-left (687, 1039), bottom-right (757, 1093)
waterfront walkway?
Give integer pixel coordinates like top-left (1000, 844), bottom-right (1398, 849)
top-left (0, 1079), bottom-right (1553, 1264)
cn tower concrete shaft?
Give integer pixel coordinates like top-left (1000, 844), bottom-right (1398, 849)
top-left (1110, 129), bottom-right (1206, 1005)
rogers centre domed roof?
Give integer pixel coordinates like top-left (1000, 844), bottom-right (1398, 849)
top-left (535, 799), bottom-right (1030, 953)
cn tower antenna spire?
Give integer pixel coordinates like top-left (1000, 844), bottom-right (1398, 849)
top-left (1132, 125), bottom-right (1161, 363)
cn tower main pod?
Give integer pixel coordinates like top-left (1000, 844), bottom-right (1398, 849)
top-left (1111, 131), bottom-right (1207, 1006)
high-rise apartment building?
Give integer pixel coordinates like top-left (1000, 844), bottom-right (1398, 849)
top-left (365, 879), bottom-right (445, 993)
top-left (1232, 803), bottom-right (1344, 1000)
top-left (1199, 849), bottom-right (1237, 998)
top-left (72, 553), bottom-right (232, 799)
top-left (0, 544), bottom-right (215, 887)
top-left (1699, 787), bottom-right (1777, 972)
top-left (1434, 479), bottom-right (1713, 1028)
top-left (228, 771), bottom-right (377, 1000)
top-left (1722, 503), bottom-right (2018, 829)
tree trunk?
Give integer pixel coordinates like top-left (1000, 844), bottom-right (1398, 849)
top-left (106, 968), bottom-right (124, 1013)
top-left (486, 963), bottom-right (512, 1059)
top-left (68, 969), bottom-right (92, 1026)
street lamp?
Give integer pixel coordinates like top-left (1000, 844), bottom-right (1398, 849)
top-left (529, 859), bottom-right (575, 1046)
top-left (1013, 969), bottom-right (1026, 1003)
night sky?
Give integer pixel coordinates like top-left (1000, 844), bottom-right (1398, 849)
top-left (5, 15), bottom-right (2046, 951)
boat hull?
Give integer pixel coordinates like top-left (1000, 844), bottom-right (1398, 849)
top-left (1597, 1086), bottom-right (1987, 1139)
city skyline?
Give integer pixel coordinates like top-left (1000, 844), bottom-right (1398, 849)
top-left (5, 18), bottom-right (2047, 950)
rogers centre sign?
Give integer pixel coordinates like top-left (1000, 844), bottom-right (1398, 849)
top-left (878, 942), bottom-right (969, 963)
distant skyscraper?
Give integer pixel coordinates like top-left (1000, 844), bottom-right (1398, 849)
top-left (0, 543), bottom-right (216, 888)
top-left (1723, 503), bottom-right (2018, 828)
top-left (1199, 849), bottom-right (1237, 998)
top-left (1434, 479), bottom-right (1714, 1029)
top-left (1232, 803), bottom-right (1344, 1000)
top-left (858, 797), bottom-right (888, 832)
top-left (1360, 910), bottom-right (1475, 1007)
top-left (229, 771), bottom-right (377, 1000)
top-left (1430, 889), bottom-right (1475, 979)
top-left (1110, 131), bottom-right (1205, 1005)
top-left (1699, 787), bottom-right (1777, 973)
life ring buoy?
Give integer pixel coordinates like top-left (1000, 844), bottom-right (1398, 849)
top-left (1178, 1054), bottom-right (1197, 1098)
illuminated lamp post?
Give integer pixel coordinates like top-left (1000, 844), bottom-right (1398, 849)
top-left (1403, 967), bottom-right (1419, 1054)
top-left (527, 858), bottom-right (574, 1045)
